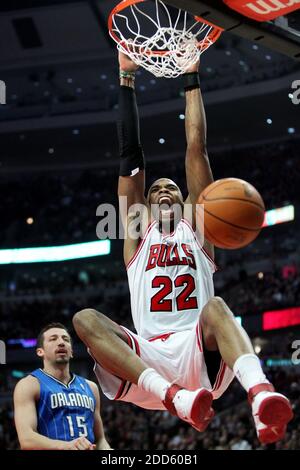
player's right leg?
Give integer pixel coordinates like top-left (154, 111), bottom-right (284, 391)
top-left (73, 309), bottom-right (213, 431)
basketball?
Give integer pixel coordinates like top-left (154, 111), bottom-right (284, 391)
top-left (197, 178), bottom-right (265, 249)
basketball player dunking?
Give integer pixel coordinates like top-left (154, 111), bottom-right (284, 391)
top-left (73, 52), bottom-right (293, 445)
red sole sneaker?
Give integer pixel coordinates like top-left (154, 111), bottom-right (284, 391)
top-left (258, 395), bottom-right (294, 427)
top-left (190, 389), bottom-right (214, 432)
top-left (258, 425), bottom-right (286, 445)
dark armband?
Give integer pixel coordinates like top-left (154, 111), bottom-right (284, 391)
top-left (183, 72), bottom-right (200, 92)
top-left (117, 86), bottom-right (145, 177)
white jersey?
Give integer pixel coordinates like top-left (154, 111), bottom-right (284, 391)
top-left (127, 218), bottom-right (216, 340)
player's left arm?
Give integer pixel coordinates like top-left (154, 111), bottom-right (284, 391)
top-left (184, 60), bottom-right (214, 259)
top-left (88, 381), bottom-right (112, 450)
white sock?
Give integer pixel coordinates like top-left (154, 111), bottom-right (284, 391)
top-left (233, 354), bottom-right (269, 392)
top-left (138, 368), bottom-right (170, 401)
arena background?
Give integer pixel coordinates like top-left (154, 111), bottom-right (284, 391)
top-left (0, 0), bottom-right (299, 450)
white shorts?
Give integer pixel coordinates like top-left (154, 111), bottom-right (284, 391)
top-left (93, 322), bottom-right (235, 411)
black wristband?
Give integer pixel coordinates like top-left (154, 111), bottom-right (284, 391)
top-left (183, 72), bottom-right (200, 92)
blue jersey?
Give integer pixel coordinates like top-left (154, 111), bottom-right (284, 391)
top-left (31, 368), bottom-right (95, 443)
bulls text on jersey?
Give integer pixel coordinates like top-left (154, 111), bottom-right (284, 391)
top-left (146, 242), bottom-right (197, 271)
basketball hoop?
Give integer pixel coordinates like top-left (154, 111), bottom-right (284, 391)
top-left (108, 0), bottom-right (223, 78)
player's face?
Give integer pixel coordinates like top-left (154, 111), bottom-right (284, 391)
top-left (148, 178), bottom-right (184, 208)
top-left (37, 328), bottom-right (73, 365)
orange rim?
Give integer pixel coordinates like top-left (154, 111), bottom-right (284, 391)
top-left (108, 0), bottom-right (224, 56)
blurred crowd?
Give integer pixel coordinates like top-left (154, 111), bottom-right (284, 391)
top-left (223, 268), bottom-right (300, 314)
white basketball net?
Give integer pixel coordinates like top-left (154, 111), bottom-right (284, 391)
top-left (110, 0), bottom-right (218, 78)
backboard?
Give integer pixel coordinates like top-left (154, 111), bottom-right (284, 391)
top-left (163, 0), bottom-right (300, 61)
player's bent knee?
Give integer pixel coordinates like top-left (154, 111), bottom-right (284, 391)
top-left (201, 296), bottom-right (233, 328)
top-left (209, 296), bottom-right (228, 310)
top-left (73, 309), bottom-right (105, 336)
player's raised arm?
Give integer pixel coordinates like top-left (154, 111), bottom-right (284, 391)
top-left (88, 381), bottom-right (112, 450)
top-left (14, 376), bottom-right (94, 450)
top-left (183, 60), bottom-right (214, 258)
top-left (117, 50), bottom-right (147, 227)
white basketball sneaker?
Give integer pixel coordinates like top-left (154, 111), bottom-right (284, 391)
top-left (163, 384), bottom-right (215, 432)
top-left (248, 383), bottom-right (294, 444)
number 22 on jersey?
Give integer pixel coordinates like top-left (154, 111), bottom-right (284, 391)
top-left (150, 274), bottom-right (198, 312)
